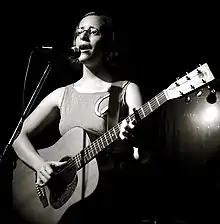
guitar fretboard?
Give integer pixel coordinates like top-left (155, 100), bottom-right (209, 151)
top-left (73, 90), bottom-right (168, 170)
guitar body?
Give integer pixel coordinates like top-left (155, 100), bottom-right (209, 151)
top-left (12, 127), bottom-right (99, 224)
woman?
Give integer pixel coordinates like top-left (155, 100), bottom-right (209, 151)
top-left (13, 12), bottom-right (143, 223)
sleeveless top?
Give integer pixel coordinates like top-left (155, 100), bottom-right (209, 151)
top-left (59, 80), bottom-right (130, 140)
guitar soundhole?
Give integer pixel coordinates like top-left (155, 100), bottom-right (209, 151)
top-left (47, 156), bottom-right (78, 209)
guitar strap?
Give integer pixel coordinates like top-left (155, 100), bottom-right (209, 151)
top-left (102, 80), bottom-right (129, 172)
top-left (107, 80), bottom-right (127, 131)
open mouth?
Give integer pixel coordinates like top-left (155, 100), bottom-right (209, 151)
top-left (79, 44), bottom-right (92, 51)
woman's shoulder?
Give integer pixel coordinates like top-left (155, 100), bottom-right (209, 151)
top-left (113, 79), bottom-right (140, 90)
top-left (42, 86), bottom-right (68, 109)
top-left (49, 86), bottom-right (67, 97)
top-left (111, 79), bottom-right (141, 97)
top-left (123, 81), bottom-right (142, 98)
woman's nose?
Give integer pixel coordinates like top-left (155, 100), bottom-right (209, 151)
top-left (80, 31), bottom-right (90, 41)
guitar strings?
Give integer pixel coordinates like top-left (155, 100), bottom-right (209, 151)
top-left (59, 92), bottom-right (167, 173)
top-left (82, 91), bottom-right (167, 164)
top-left (60, 92), bottom-right (167, 172)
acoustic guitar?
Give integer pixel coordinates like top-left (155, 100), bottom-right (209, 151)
top-left (12, 63), bottom-right (215, 223)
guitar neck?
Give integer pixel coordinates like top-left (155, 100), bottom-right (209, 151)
top-left (74, 90), bottom-right (168, 170)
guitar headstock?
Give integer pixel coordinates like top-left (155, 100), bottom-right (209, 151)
top-left (165, 63), bottom-right (215, 100)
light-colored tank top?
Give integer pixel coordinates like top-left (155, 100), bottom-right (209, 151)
top-left (59, 81), bottom-right (130, 139)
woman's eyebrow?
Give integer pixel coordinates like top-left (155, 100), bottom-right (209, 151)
top-left (78, 25), bottom-right (98, 29)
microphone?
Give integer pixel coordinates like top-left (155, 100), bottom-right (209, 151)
top-left (36, 46), bottom-right (81, 58)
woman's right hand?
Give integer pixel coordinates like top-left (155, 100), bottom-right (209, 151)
top-left (36, 161), bottom-right (67, 186)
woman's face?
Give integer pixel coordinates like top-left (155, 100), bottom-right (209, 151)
top-left (75, 15), bottom-right (105, 65)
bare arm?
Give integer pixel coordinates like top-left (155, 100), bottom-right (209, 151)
top-left (119, 82), bottom-right (143, 159)
top-left (12, 87), bottom-right (65, 171)
top-left (124, 82), bottom-right (143, 115)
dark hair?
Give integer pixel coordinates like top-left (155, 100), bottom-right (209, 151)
top-left (73, 11), bottom-right (114, 46)
top-left (71, 11), bottom-right (119, 74)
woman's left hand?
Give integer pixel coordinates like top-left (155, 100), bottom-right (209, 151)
top-left (119, 119), bottom-right (139, 160)
top-left (119, 119), bottom-right (136, 141)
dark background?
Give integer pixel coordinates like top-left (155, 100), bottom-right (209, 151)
top-left (1, 4), bottom-right (220, 224)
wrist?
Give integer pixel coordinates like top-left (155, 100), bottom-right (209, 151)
top-left (33, 156), bottom-right (45, 171)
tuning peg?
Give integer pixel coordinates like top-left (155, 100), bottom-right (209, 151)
top-left (202, 79), bottom-right (206, 84)
top-left (175, 77), bottom-right (180, 86)
top-left (206, 85), bottom-right (217, 104)
top-left (185, 96), bottom-right (191, 103)
top-left (190, 85), bottom-right (195, 90)
top-left (196, 90), bottom-right (203, 97)
top-left (197, 64), bottom-right (204, 74)
top-left (197, 68), bottom-right (203, 74)
top-left (196, 64), bottom-right (202, 72)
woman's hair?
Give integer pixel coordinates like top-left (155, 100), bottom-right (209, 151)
top-left (73, 11), bottom-right (115, 48)
top-left (70, 11), bottom-right (119, 74)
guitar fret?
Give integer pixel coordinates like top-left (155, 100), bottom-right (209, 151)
top-left (76, 154), bottom-right (81, 168)
top-left (137, 109), bottom-right (144, 120)
top-left (109, 130), bottom-right (114, 141)
top-left (162, 91), bottom-right (167, 102)
top-left (141, 91), bottom-right (168, 120)
top-left (113, 128), bottom-right (117, 138)
top-left (89, 146), bottom-right (94, 158)
top-left (155, 96), bottom-right (160, 106)
top-left (115, 124), bottom-right (120, 135)
top-left (94, 143), bottom-right (99, 154)
top-left (104, 133), bottom-right (109, 145)
top-left (78, 154), bottom-right (82, 165)
top-left (144, 106), bottom-right (151, 116)
top-left (113, 130), bottom-right (117, 140)
top-left (147, 102), bottom-right (153, 112)
top-left (99, 138), bottom-right (104, 149)
top-left (141, 107), bottom-right (146, 117)
top-left (75, 154), bottom-right (79, 166)
top-left (149, 99), bottom-right (157, 111)
top-left (98, 140), bottom-right (102, 151)
top-left (98, 137), bottom-right (102, 149)
top-left (92, 140), bottom-right (98, 155)
top-left (108, 130), bottom-right (115, 142)
top-left (102, 135), bottom-right (107, 148)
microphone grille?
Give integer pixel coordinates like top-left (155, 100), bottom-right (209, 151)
top-left (71, 46), bottom-right (80, 53)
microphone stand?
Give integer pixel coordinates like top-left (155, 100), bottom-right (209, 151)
top-left (0, 61), bottom-right (52, 170)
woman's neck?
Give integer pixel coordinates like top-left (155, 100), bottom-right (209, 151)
top-left (82, 64), bottom-right (113, 83)
top-left (72, 65), bottom-right (112, 93)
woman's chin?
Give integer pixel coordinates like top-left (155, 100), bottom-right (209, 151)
top-left (79, 52), bottom-right (92, 62)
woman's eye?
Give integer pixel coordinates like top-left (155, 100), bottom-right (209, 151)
top-left (90, 28), bottom-right (99, 35)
